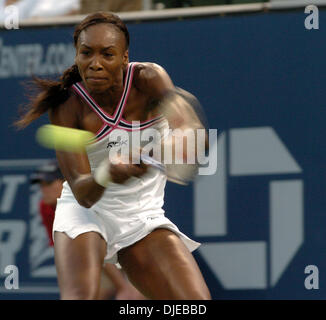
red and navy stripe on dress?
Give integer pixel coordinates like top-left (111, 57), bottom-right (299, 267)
top-left (72, 62), bottom-right (164, 141)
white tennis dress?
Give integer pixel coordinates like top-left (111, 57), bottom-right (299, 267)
top-left (52, 62), bottom-right (200, 264)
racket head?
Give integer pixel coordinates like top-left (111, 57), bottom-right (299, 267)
top-left (174, 86), bottom-right (209, 132)
top-left (149, 87), bottom-right (209, 185)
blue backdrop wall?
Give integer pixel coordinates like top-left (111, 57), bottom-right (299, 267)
top-left (0, 9), bottom-right (325, 299)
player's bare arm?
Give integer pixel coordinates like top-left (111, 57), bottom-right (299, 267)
top-left (134, 63), bottom-right (207, 161)
top-left (48, 94), bottom-right (106, 208)
top-left (134, 63), bottom-right (203, 129)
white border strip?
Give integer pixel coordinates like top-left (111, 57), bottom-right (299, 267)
top-left (269, 0), bottom-right (326, 10)
top-left (2, 1), bottom-right (326, 29)
top-left (0, 159), bottom-right (53, 170)
top-left (2, 2), bottom-right (326, 28)
top-left (0, 286), bottom-right (59, 294)
top-left (14, 3), bottom-right (266, 27)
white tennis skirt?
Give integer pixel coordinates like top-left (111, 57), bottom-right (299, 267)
top-left (53, 190), bottom-right (200, 265)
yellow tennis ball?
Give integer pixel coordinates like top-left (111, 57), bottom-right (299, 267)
top-left (36, 125), bottom-right (95, 152)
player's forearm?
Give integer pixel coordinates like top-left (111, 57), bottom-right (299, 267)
top-left (71, 174), bottom-right (105, 208)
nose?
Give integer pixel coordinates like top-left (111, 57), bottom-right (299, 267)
top-left (89, 56), bottom-right (103, 71)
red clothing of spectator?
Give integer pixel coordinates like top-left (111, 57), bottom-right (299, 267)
top-left (39, 200), bottom-right (55, 246)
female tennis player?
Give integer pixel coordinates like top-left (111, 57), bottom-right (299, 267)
top-left (16, 12), bottom-right (211, 300)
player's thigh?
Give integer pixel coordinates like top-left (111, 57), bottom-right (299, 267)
top-left (54, 231), bottom-right (107, 299)
top-left (118, 228), bottom-right (211, 300)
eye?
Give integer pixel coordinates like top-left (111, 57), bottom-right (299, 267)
top-left (104, 52), bottom-right (113, 57)
top-left (81, 51), bottom-right (90, 56)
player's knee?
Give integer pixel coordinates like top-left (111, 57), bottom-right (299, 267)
top-left (119, 243), bottom-right (151, 272)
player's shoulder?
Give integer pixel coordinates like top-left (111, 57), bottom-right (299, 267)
top-left (48, 89), bottom-right (81, 125)
top-left (132, 62), bottom-right (172, 95)
top-left (133, 62), bottom-right (168, 82)
top-left (54, 90), bottom-right (80, 112)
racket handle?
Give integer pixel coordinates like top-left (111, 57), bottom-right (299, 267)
top-left (140, 155), bottom-right (166, 173)
top-left (94, 159), bottom-right (112, 187)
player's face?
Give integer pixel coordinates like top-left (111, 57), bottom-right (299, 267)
top-left (75, 23), bottom-right (129, 93)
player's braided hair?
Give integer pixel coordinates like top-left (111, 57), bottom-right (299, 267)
top-left (15, 12), bottom-right (129, 129)
top-left (73, 11), bottom-right (129, 50)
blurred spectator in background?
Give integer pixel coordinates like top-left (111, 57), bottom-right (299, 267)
top-left (0, 0), bottom-right (144, 22)
top-left (154, 0), bottom-right (193, 8)
top-left (0, 0), bottom-right (264, 23)
top-left (31, 160), bottom-right (146, 300)
top-left (80, 0), bottom-right (142, 14)
top-left (0, 0), bottom-right (80, 22)
top-left (30, 160), bottom-right (64, 246)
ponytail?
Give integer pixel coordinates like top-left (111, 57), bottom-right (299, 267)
top-left (14, 64), bottom-right (81, 129)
